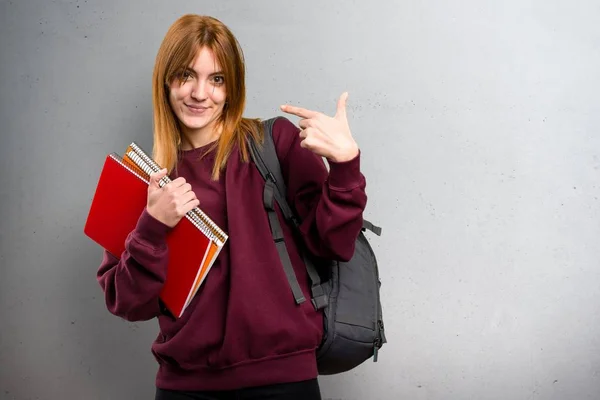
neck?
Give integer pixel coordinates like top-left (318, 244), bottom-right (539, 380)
top-left (181, 122), bottom-right (222, 150)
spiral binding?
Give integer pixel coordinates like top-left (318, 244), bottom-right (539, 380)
top-left (124, 144), bottom-right (228, 245)
top-left (127, 143), bottom-right (228, 243)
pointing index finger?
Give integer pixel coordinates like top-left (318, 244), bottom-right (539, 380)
top-left (280, 104), bottom-right (319, 119)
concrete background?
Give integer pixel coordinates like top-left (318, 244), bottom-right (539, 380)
top-left (1, 0), bottom-right (599, 399)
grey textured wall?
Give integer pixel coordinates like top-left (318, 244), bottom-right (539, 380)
top-left (1, 0), bottom-right (600, 399)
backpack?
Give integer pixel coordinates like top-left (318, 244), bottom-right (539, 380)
top-left (247, 117), bottom-right (387, 375)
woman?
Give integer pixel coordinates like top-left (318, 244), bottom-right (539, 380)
top-left (97, 14), bottom-right (367, 400)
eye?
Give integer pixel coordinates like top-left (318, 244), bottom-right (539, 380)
top-left (211, 75), bottom-right (225, 85)
top-left (173, 69), bottom-right (193, 83)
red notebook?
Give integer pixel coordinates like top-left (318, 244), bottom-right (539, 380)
top-left (84, 144), bottom-right (227, 318)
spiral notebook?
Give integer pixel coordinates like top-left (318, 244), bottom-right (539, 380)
top-left (84, 142), bottom-right (228, 318)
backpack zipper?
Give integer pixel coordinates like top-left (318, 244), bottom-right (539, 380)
top-left (373, 319), bottom-right (384, 362)
top-left (371, 235), bottom-right (384, 363)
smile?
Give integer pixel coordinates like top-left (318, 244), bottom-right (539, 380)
top-left (186, 104), bottom-right (209, 114)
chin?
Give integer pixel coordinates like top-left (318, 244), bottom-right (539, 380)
top-left (185, 116), bottom-right (209, 127)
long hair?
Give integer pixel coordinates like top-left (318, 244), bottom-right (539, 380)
top-left (152, 14), bottom-right (262, 179)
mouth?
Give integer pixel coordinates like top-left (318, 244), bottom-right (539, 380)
top-left (186, 104), bottom-right (209, 113)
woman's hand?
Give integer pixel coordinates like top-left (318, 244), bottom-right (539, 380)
top-left (146, 168), bottom-right (200, 228)
top-left (280, 92), bottom-right (359, 163)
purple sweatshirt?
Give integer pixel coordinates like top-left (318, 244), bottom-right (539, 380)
top-left (96, 117), bottom-right (367, 391)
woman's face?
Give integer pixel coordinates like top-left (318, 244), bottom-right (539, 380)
top-left (168, 46), bottom-right (227, 142)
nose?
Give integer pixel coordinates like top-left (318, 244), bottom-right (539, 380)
top-left (190, 79), bottom-right (207, 101)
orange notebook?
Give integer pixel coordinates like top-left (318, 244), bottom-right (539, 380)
top-left (84, 142), bottom-right (228, 318)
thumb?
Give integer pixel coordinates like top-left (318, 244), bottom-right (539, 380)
top-left (335, 92), bottom-right (349, 120)
top-left (149, 168), bottom-right (168, 188)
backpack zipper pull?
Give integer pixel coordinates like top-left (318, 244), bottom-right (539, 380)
top-left (373, 339), bottom-right (380, 362)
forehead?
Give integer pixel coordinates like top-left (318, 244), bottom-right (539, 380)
top-left (188, 46), bottom-right (222, 73)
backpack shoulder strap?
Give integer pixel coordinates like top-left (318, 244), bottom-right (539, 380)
top-left (248, 117), bottom-right (327, 310)
top-left (248, 117), bottom-right (298, 226)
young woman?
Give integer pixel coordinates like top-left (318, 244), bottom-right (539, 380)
top-left (97, 14), bottom-right (367, 400)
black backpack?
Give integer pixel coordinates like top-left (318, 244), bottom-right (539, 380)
top-left (248, 117), bottom-right (387, 375)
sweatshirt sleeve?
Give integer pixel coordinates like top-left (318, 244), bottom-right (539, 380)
top-left (96, 208), bottom-right (172, 321)
top-left (273, 117), bottom-right (367, 261)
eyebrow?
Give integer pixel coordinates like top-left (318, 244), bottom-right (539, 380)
top-left (183, 67), bottom-right (224, 76)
